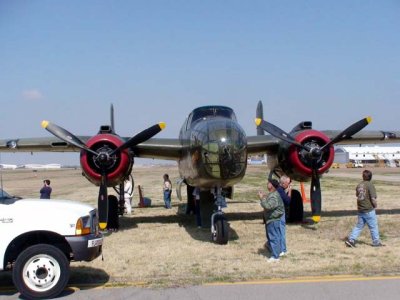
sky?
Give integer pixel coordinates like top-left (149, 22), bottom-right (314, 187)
top-left (0, 0), bottom-right (399, 165)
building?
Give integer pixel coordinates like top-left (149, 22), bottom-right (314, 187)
top-left (334, 145), bottom-right (400, 167)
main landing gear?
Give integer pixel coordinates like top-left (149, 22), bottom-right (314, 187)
top-left (210, 189), bottom-right (229, 245)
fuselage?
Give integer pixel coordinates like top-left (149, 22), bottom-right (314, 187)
top-left (178, 106), bottom-right (247, 188)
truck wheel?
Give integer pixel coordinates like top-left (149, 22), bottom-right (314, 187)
top-left (12, 244), bottom-right (70, 299)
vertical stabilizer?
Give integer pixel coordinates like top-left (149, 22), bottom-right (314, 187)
top-left (110, 104), bottom-right (115, 133)
top-left (256, 100), bottom-right (264, 136)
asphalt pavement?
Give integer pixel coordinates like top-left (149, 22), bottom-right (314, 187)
top-left (1, 275), bottom-right (400, 300)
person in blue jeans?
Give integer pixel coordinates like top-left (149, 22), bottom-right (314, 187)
top-left (345, 170), bottom-right (383, 248)
top-left (163, 174), bottom-right (172, 209)
top-left (258, 179), bottom-right (284, 262)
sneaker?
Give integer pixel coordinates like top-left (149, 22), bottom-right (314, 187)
top-left (372, 242), bottom-right (384, 247)
top-left (345, 239), bottom-right (356, 248)
top-left (279, 251), bottom-right (287, 257)
top-left (267, 257), bottom-right (280, 263)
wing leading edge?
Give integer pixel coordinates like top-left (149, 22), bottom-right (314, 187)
top-left (1, 130), bottom-right (399, 157)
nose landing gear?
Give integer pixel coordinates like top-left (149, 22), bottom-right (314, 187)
top-left (211, 191), bottom-right (229, 245)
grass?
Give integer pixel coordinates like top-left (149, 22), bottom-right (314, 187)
top-left (1, 166), bottom-right (400, 289)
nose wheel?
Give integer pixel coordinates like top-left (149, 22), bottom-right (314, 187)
top-left (211, 194), bottom-right (229, 245)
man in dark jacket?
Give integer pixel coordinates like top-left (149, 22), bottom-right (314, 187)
top-left (39, 179), bottom-right (52, 199)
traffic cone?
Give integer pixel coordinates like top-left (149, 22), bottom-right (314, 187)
top-left (300, 182), bottom-right (310, 203)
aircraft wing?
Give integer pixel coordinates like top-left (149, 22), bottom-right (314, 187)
top-left (1, 130), bottom-right (398, 157)
top-left (0, 136), bottom-right (183, 160)
top-left (246, 130), bottom-right (400, 155)
top-left (321, 130), bottom-right (400, 145)
top-left (0, 137), bottom-right (89, 152)
top-left (130, 138), bottom-right (182, 160)
top-left (246, 135), bottom-right (280, 155)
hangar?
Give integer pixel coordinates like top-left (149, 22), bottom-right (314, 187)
top-left (334, 145), bottom-right (400, 167)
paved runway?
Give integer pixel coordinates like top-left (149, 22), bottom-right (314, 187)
top-left (1, 275), bottom-right (400, 300)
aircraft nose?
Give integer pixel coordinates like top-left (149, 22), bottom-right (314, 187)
top-left (194, 118), bottom-right (247, 180)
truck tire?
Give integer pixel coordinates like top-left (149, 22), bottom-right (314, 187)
top-left (12, 244), bottom-right (70, 299)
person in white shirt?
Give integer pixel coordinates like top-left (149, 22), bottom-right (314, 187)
top-left (124, 178), bottom-right (133, 215)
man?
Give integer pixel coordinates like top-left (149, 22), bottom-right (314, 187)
top-left (258, 179), bottom-right (284, 262)
top-left (276, 175), bottom-right (292, 256)
top-left (345, 169), bottom-right (383, 248)
top-left (40, 179), bottom-right (52, 199)
top-left (193, 187), bottom-right (202, 228)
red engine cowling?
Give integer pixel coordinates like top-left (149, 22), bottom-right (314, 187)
top-left (288, 130), bottom-right (335, 177)
top-left (80, 134), bottom-right (132, 187)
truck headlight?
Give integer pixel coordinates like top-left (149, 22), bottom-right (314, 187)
top-left (75, 215), bottom-right (91, 235)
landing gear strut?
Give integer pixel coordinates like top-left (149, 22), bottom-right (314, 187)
top-left (211, 189), bottom-right (229, 245)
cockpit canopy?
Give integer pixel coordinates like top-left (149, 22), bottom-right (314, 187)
top-left (189, 106), bottom-right (237, 127)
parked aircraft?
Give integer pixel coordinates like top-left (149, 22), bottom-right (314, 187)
top-left (1, 102), bottom-right (399, 244)
top-left (0, 164), bottom-right (18, 169)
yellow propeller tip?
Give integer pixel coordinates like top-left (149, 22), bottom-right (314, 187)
top-left (366, 116), bottom-right (372, 124)
top-left (312, 216), bottom-right (321, 223)
top-left (255, 118), bottom-right (262, 126)
top-left (41, 120), bottom-right (49, 129)
top-left (99, 222), bottom-right (107, 230)
top-left (159, 122), bottom-right (166, 130)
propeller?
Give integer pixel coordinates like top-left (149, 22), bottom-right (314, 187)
top-left (111, 122), bottom-right (166, 155)
top-left (41, 121), bottom-right (98, 156)
top-left (255, 118), bottom-right (310, 151)
top-left (42, 120), bottom-right (166, 229)
top-left (255, 116), bottom-right (371, 223)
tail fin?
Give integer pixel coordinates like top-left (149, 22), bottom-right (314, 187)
top-left (256, 100), bottom-right (264, 136)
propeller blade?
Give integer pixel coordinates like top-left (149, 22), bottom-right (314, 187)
top-left (98, 172), bottom-right (108, 230)
top-left (321, 116), bottom-right (372, 151)
top-left (111, 122), bottom-right (166, 154)
top-left (41, 120), bottom-right (98, 156)
top-left (255, 118), bottom-right (310, 151)
top-left (310, 171), bottom-right (321, 223)
top-left (256, 101), bottom-right (264, 136)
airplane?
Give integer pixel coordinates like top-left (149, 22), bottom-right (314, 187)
top-left (1, 101), bottom-right (400, 244)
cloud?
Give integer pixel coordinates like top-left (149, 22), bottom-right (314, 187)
top-left (22, 89), bottom-right (44, 100)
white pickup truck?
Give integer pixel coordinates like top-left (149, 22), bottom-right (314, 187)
top-left (0, 189), bottom-right (103, 299)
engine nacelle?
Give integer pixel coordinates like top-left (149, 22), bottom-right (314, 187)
top-left (80, 134), bottom-right (133, 187)
top-left (278, 130), bottom-right (335, 181)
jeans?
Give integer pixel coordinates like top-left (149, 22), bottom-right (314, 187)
top-left (349, 210), bottom-right (380, 245)
top-left (279, 213), bottom-right (287, 253)
top-left (266, 220), bottom-right (281, 259)
top-left (163, 191), bottom-right (172, 208)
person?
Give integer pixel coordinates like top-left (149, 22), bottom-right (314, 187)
top-left (345, 169), bottom-right (383, 248)
top-left (276, 175), bottom-right (292, 257)
top-left (258, 178), bottom-right (284, 262)
top-left (39, 179), bottom-right (52, 199)
top-left (163, 174), bottom-right (172, 209)
top-left (123, 178), bottom-right (133, 215)
top-left (185, 185), bottom-right (196, 215)
top-left (193, 187), bottom-right (202, 228)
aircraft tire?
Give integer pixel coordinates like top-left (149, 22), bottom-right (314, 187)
top-left (12, 244), bottom-right (70, 300)
top-left (212, 216), bottom-right (229, 245)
